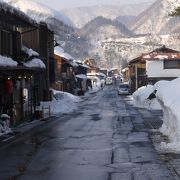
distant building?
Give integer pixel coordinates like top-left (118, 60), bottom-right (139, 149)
top-left (128, 56), bottom-right (146, 93)
top-left (143, 46), bottom-right (180, 84)
top-left (83, 58), bottom-right (99, 74)
top-left (128, 46), bottom-right (180, 93)
top-left (54, 47), bottom-right (78, 94)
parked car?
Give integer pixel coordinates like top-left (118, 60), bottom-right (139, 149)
top-left (105, 77), bottom-right (113, 85)
top-left (118, 83), bottom-right (129, 95)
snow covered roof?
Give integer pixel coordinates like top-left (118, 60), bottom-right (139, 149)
top-left (76, 63), bottom-right (90, 69)
top-left (87, 72), bottom-right (105, 77)
top-left (23, 58), bottom-right (46, 69)
top-left (0, 55), bottom-right (18, 67)
top-left (22, 45), bottom-right (39, 57)
top-left (68, 60), bottom-right (78, 67)
top-left (99, 72), bottom-right (106, 77)
top-left (75, 74), bottom-right (88, 79)
top-left (0, 0), bottom-right (37, 26)
top-left (54, 46), bottom-right (78, 67)
top-left (142, 52), bottom-right (180, 61)
top-left (54, 47), bottom-right (73, 59)
top-left (8, 0), bottom-right (73, 31)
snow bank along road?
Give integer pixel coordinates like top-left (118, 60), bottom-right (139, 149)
top-left (0, 86), bottom-right (178, 180)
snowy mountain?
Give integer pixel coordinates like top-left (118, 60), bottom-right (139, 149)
top-left (115, 16), bottom-right (136, 26)
top-left (61, 2), bottom-right (153, 28)
top-left (98, 34), bottom-right (180, 68)
top-left (7, 0), bottom-right (74, 36)
top-left (78, 16), bottom-right (133, 40)
top-left (130, 0), bottom-right (180, 34)
top-left (73, 0), bottom-right (180, 69)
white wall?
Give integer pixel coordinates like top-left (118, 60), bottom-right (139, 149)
top-left (146, 60), bottom-right (180, 78)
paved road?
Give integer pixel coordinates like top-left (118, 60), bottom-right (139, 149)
top-left (0, 86), bottom-right (177, 180)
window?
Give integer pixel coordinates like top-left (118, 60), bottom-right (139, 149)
top-left (164, 60), bottom-right (180, 69)
top-left (0, 30), bottom-right (12, 56)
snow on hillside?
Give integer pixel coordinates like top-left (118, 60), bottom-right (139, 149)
top-left (72, 0), bottom-right (179, 69)
top-left (62, 3), bottom-right (153, 28)
top-left (94, 33), bottom-right (180, 69)
top-left (78, 16), bottom-right (133, 41)
top-left (7, 0), bottom-right (73, 32)
top-left (130, 0), bottom-right (180, 34)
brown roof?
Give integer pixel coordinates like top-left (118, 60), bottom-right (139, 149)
top-left (129, 55), bottom-right (146, 64)
top-left (151, 46), bottom-right (180, 53)
top-left (129, 46), bottom-right (180, 64)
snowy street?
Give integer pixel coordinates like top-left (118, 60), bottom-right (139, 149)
top-left (0, 86), bottom-right (179, 180)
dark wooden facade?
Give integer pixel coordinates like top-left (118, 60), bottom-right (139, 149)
top-left (83, 58), bottom-right (99, 74)
top-left (128, 56), bottom-right (146, 93)
top-left (22, 23), bottom-right (55, 101)
top-left (0, 3), bottom-right (55, 125)
top-left (54, 54), bottom-right (77, 94)
top-left (75, 62), bottom-right (90, 95)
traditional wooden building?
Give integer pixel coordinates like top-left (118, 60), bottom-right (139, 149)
top-left (128, 46), bottom-right (180, 93)
top-left (100, 68), bottom-right (108, 77)
top-left (0, 2), bottom-right (52, 125)
top-left (54, 47), bottom-right (78, 94)
top-left (75, 62), bottom-right (91, 95)
top-left (21, 22), bottom-right (55, 101)
top-left (128, 56), bottom-right (146, 93)
top-left (142, 46), bottom-right (180, 84)
top-left (83, 58), bottom-right (99, 74)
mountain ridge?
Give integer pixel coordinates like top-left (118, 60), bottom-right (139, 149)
top-left (61, 2), bottom-right (154, 28)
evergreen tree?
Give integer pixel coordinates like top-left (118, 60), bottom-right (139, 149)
top-left (171, 7), bottom-right (180, 16)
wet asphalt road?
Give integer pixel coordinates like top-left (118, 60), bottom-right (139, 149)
top-left (0, 86), bottom-right (177, 180)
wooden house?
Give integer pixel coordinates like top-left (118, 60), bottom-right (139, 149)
top-left (83, 58), bottom-right (99, 74)
top-left (54, 47), bottom-right (78, 94)
top-left (0, 2), bottom-right (48, 124)
top-left (75, 62), bottom-right (91, 95)
top-left (128, 46), bottom-right (180, 93)
top-left (142, 46), bottom-right (180, 84)
top-left (100, 69), bottom-right (108, 77)
top-left (108, 68), bottom-right (120, 77)
top-left (128, 56), bottom-right (146, 93)
top-left (21, 22), bottom-right (55, 102)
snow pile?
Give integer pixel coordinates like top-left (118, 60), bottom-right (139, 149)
top-left (87, 75), bottom-right (102, 93)
top-left (75, 74), bottom-right (87, 79)
top-left (134, 78), bottom-right (180, 152)
top-left (0, 55), bottom-right (18, 67)
top-left (153, 78), bottom-right (180, 151)
top-left (22, 46), bottom-right (39, 57)
top-left (0, 114), bottom-right (12, 136)
top-left (40, 90), bottom-right (82, 115)
top-left (23, 58), bottom-right (46, 69)
top-left (8, 0), bottom-right (73, 28)
top-left (133, 85), bottom-right (161, 110)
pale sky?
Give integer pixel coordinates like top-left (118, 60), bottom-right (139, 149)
top-left (33, 0), bottom-right (154, 10)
